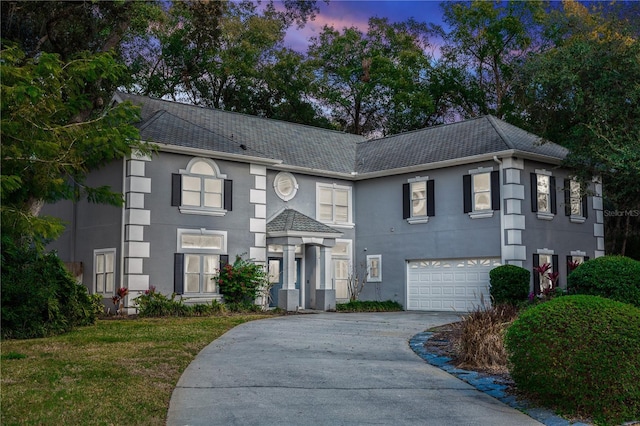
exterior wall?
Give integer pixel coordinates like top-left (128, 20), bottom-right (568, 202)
top-left (519, 160), bottom-right (599, 290)
top-left (354, 161), bottom-right (502, 306)
top-left (142, 152), bottom-right (256, 298)
top-left (43, 160), bottom-right (124, 299)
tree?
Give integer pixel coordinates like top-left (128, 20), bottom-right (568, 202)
top-left (433, 0), bottom-right (546, 119)
top-left (1, 45), bottom-right (149, 248)
top-left (513, 0), bottom-right (640, 257)
top-left (307, 17), bottom-right (434, 137)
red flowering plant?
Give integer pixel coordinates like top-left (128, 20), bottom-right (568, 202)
top-left (214, 254), bottom-right (268, 309)
top-left (533, 263), bottom-right (563, 300)
top-left (567, 259), bottom-right (582, 273)
top-left (112, 287), bottom-right (129, 314)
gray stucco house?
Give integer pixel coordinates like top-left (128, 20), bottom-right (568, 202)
top-left (45, 92), bottom-right (603, 312)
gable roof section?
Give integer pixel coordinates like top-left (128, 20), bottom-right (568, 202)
top-left (116, 92), bottom-right (568, 177)
top-left (355, 116), bottom-right (568, 174)
top-left (267, 209), bottom-right (342, 237)
top-left (117, 92), bottom-right (360, 174)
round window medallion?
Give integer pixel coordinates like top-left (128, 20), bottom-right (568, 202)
top-left (274, 172), bottom-right (298, 201)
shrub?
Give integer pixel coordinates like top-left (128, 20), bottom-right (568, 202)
top-left (214, 254), bottom-right (268, 306)
top-left (505, 295), bottom-right (640, 424)
top-left (1, 243), bottom-right (96, 339)
top-left (567, 255), bottom-right (640, 307)
top-left (489, 264), bottom-right (530, 306)
top-left (453, 304), bottom-right (518, 373)
top-left (136, 287), bottom-right (228, 317)
top-left (336, 300), bottom-right (403, 312)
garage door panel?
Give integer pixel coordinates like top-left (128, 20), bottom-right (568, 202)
top-left (407, 258), bottom-right (500, 312)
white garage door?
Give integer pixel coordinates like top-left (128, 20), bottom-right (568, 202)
top-left (407, 258), bottom-right (501, 312)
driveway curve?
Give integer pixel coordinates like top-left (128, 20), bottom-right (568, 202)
top-left (167, 312), bottom-right (541, 426)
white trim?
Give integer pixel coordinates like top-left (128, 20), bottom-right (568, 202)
top-left (534, 168), bottom-right (552, 176)
top-left (407, 175), bottom-right (429, 183)
top-left (316, 182), bottom-right (354, 227)
top-left (569, 215), bottom-right (587, 224)
top-left (176, 228), bottom-right (227, 254)
top-left (468, 166), bottom-right (494, 175)
top-left (570, 250), bottom-right (587, 257)
top-left (93, 248), bottom-right (117, 295)
top-left (274, 172), bottom-right (299, 201)
top-left (536, 211), bottom-right (555, 221)
top-left (127, 176), bottom-right (151, 194)
top-left (469, 211), bottom-right (494, 219)
top-left (157, 143), bottom-right (282, 167)
top-left (536, 248), bottom-right (555, 255)
top-left (407, 217), bottom-right (430, 224)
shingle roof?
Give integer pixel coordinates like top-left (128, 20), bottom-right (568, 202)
top-left (355, 116), bottom-right (568, 174)
top-left (116, 92), bottom-right (568, 175)
top-left (267, 209), bottom-right (342, 235)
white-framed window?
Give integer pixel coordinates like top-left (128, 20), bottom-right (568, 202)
top-left (565, 178), bottom-right (587, 223)
top-left (273, 172), bottom-right (298, 201)
top-left (367, 254), bottom-right (382, 283)
top-left (533, 249), bottom-right (558, 294)
top-left (463, 167), bottom-right (498, 219)
top-left (531, 170), bottom-right (556, 219)
top-left (94, 248), bottom-right (116, 295)
top-left (173, 158), bottom-right (230, 216)
top-left (403, 176), bottom-right (434, 224)
top-left (317, 183), bottom-right (353, 227)
top-left (332, 240), bottom-right (352, 299)
top-left (176, 228), bottom-right (227, 295)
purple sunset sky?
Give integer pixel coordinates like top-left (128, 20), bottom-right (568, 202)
top-left (280, 0), bottom-right (447, 52)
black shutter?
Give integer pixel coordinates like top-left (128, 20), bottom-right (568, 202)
top-left (533, 253), bottom-right (540, 295)
top-left (530, 173), bottom-right (538, 212)
top-left (566, 255), bottom-right (573, 276)
top-left (582, 195), bottom-right (588, 219)
top-left (224, 179), bottom-right (233, 211)
top-left (174, 253), bottom-right (184, 294)
top-left (402, 183), bottom-right (411, 219)
top-left (427, 180), bottom-right (435, 217)
top-left (550, 176), bottom-right (557, 214)
top-left (171, 174), bottom-right (181, 207)
top-left (564, 179), bottom-right (571, 216)
top-left (463, 175), bottom-right (472, 213)
top-left (584, 256), bottom-right (590, 262)
top-left (220, 255), bottom-right (229, 269)
top-left (491, 170), bottom-right (500, 211)
top-left (552, 254), bottom-right (559, 287)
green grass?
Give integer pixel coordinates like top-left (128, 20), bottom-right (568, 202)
top-left (0, 314), bottom-right (271, 425)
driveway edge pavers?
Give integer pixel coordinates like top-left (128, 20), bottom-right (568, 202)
top-left (409, 332), bottom-right (592, 426)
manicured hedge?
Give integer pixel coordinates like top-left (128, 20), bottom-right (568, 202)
top-left (489, 264), bottom-right (530, 306)
top-left (336, 300), bottom-right (403, 312)
top-left (567, 255), bottom-right (640, 307)
top-left (505, 295), bottom-right (640, 424)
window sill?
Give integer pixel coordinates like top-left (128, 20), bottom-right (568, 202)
top-left (536, 212), bottom-right (555, 221)
top-left (407, 217), bottom-right (429, 224)
top-left (468, 211), bottom-right (494, 219)
top-left (323, 222), bottom-right (355, 229)
top-left (179, 207), bottom-right (227, 217)
top-left (569, 215), bottom-right (586, 224)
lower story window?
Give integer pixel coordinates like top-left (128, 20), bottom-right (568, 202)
top-left (94, 249), bottom-right (116, 294)
top-left (332, 240), bottom-right (352, 299)
top-left (185, 254), bottom-right (219, 293)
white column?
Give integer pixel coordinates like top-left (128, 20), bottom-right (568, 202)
top-left (282, 244), bottom-right (297, 290)
top-left (318, 246), bottom-right (333, 290)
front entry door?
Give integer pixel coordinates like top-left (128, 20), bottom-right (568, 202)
top-left (268, 258), bottom-right (300, 308)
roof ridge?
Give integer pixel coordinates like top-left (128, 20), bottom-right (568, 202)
top-left (486, 115), bottom-right (516, 150)
top-left (361, 116), bottom-right (488, 144)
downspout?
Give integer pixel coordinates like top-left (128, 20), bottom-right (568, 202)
top-left (119, 156), bottom-right (127, 303)
top-left (493, 156), bottom-right (505, 265)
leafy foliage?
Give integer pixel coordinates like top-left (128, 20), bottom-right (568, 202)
top-left (335, 300), bottom-right (403, 312)
top-left (567, 256), bottom-right (640, 307)
top-left (135, 287), bottom-right (225, 317)
top-left (1, 242), bottom-right (96, 339)
top-left (1, 44), bottom-right (150, 248)
top-left (489, 264), bottom-right (530, 306)
top-left (214, 255), bottom-right (268, 308)
top-left (505, 295), bottom-right (640, 424)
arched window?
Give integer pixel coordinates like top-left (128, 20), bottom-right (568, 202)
top-left (172, 158), bottom-right (231, 216)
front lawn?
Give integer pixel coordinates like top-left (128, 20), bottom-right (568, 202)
top-left (0, 314), bottom-right (270, 425)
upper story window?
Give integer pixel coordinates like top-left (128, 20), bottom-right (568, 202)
top-left (94, 248), bottom-right (116, 295)
top-left (564, 178), bottom-right (588, 223)
top-left (403, 177), bottom-right (434, 224)
top-left (172, 158), bottom-right (232, 216)
top-left (531, 170), bottom-right (556, 220)
top-left (463, 167), bottom-right (500, 219)
top-left (317, 183), bottom-right (352, 227)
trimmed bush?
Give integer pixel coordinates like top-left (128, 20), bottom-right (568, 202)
top-left (489, 264), bottom-right (530, 306)
top-left (1, 243), bottom-right (96, 339)
top-left (215, 254), bottom-right (268, 306)
top-left (136, 287), bottom-right (226, 317)
top-left (505, 295), bottom-right (640, 424)
top-left (567, 255), bottom-right (640, 307)
top-left (336, 300), bottom-right (403, 312)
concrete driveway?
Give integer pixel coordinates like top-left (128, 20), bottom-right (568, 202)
top-left (167, 312), bottom-right (541, 426)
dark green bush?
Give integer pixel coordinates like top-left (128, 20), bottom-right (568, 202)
top-left (136, 287), bottom-right (226, 317)
top-left (505, 295), bottom-right (640, 424)
top-left (489, 264), bottom-right (530, 306)
top-left (567, 255), bottom-right (640, 307)
top-left (336, 300), bottom-right (403, 312)
top-left (1, 243), bottom-right (96, 339)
